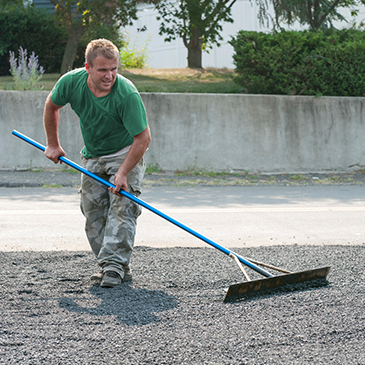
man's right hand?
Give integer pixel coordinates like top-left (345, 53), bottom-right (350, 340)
top-left (45, 145), bottom-right (66, 164)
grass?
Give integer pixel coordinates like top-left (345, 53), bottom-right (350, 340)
top-left (29, 168), bottom-right (44, 173)
top-left (0, 73), bottom-right (61, 91)
top-left (0, 68), bottom-right (238, 93)
top-left (142, 170), bottom-right (364, 187)
top-left (174, 168), bottom-right (228, 177)
top-left (145, 163), bottom-right (163, 174)
top-left (42, 184), bottom-right (63, 188)
top-left (172, 168), bottom-right (262, 180)
top-left (289, 174), bottom-right (307, 181)
top-left (121, 68), bottom-right (238, 93)
top-left (60, 167), bottom-right (80, 174)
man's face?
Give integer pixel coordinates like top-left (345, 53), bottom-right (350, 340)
top-left (85, 55), bottom-right (118, 93)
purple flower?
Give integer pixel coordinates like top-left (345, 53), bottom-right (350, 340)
top-left (9, 47), bottom-right (45, 90)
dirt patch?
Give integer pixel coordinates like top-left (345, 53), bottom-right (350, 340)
top-left (122, 67), bottom-right (234, 77)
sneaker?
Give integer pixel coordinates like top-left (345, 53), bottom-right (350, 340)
top-left (100, 271), bottom-right (122, 288)
top-left (91, 269), bottom-right (132, 282)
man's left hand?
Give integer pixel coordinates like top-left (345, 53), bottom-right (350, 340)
top-left (109, 172), bottom-right (128, 196)
top-left (109, 126), bottom-right (151, 197)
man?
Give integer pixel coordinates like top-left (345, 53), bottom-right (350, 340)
top-left (43, 38), bottom-right (151, 288)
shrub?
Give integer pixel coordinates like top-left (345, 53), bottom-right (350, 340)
top-left (230, 29), bottom-right (365, 96)
top-left (119, 34), bottom-right (149, 69)
top-left (9, 47), bottom-right (45, 90)
top-left (0, 7), bottom-right (66, 75)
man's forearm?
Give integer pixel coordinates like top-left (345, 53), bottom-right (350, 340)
top-left (43, 94), bottom-right (65, 163)
top-left (43, 94), bottom-right (61, 147)
top-left (111, 126), bottom-right (151, 194)
top-left (120, 126), bottom-right (151, 175)
top-left (119, 141), bottom-right (148, 176)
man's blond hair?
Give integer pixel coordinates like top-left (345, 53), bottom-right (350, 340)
top-left (85, 39), bottom-right (119, 67)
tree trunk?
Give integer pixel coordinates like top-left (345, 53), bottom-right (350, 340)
top-left (187, 45), bottom-right (202, 68)
top-left (187, 27), bottom-right (203, 69)
top-left (60, 20), bottom-right (84, 75)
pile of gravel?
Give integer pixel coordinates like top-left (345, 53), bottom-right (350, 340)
top-left (1, 245), bottom-right (364, 364)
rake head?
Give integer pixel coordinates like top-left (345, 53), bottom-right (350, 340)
top-left (224, 266), bottom-right (331, 302)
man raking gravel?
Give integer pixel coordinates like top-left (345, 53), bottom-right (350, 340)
top-left (42, 38), bottom-right (151, 288)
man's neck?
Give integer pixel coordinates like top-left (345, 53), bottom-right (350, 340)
top-left (86, 76), bottom-right (111, 98)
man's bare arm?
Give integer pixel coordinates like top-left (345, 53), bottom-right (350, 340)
top-left (43, 93), bottom-right (65, 164)
top-left (110, 126), bottom-right (151, 195)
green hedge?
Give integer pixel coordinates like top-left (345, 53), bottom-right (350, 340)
top-left (0, 7), bottom-right (67, 75)
top-left (230, 29), bottom-right (365, 96)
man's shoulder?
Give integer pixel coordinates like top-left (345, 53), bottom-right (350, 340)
top-left (59, 68), bottom-right (87, 83)
top-left (115, 73), bottom-right (139, 96)
top-left (51, 68), bottom-right (87, 106)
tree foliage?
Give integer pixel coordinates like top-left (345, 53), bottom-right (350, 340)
top-left (156, 0), bottom-right (237, 68)
top-left (0, 0), bottom-right (31, 12)
top-left (73, 22), bottom-right (125, 68)
top-left (49, 0), bottom-right (146, 74)
top-left (0, 5), bottom-right (125, 76)
top-left (261, 0), bottom-right (360, 30)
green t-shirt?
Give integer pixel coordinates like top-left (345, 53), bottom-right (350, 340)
top-left (50, 68), bottom-right (148, 158)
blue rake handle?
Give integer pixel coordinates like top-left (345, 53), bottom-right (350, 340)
top-left (12, 130), bottom-right (273, 278)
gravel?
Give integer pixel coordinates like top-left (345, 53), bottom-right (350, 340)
top-left (1, 245), bottom-right (364, 364)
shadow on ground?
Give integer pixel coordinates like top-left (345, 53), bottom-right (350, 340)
top-left (59, 283), bottom-right (177, 326)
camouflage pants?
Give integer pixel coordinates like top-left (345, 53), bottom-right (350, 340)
top-left (80, 153), bottom-right (145, 279)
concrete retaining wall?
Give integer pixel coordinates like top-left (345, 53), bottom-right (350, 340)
top-left (1, 90), bottom-right (365, 173)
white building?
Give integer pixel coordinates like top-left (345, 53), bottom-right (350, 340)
top-left (124, 0), bottom-right (365, 69)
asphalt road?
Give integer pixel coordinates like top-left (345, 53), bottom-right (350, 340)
top-left (1, 184), bottom-right (365, 251)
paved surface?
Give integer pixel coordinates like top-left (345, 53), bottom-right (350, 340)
top-left (1, 169), bottom-right (364, 364)
top-left (1, 179), bottom-right (365, 251)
